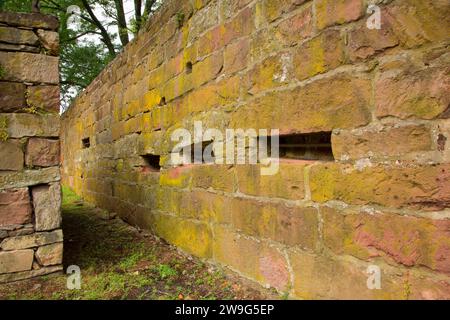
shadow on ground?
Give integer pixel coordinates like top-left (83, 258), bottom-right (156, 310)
top-left (0, 188), bottom-right (274, 300)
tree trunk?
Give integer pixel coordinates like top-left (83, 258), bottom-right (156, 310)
top-left (114, 0), bottom-right (129, 46)
top-left (81, 0), bottom-right (116, 56)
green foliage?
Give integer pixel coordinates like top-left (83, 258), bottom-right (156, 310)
top-left (157, 264), bottom-right (178, 279)
top-left (176, 11), bottom-right (185, 28)
top-left (0, 64), bottom-right (4, 79)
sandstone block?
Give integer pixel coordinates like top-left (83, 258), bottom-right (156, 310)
top-left (315, 0), bottom-right (365, 30)
top-left (293, 29), bottom-right (345, 81)
top-left (0, 188), bottom-right (32, 227)
top-left (0, 265), bottom-right (62, 283)
top-left (0, 139), bottom-right (24, 171)
top-left (310, 163), bottom-right (450, 210)
top-left (332, 125), bottom-right (433, 161)
top-left (0, 82), bottom-right (26, 112)
top-left (3, 113), bottom-right (60, 138)
top-left (0, 167), bottom-right (60, 190)
top-left (35, 242), bottom-right (63, 266)
top-left (213, 226), bottom-right (290, 291)
top-left (322, 207), bottom-right (450, 274)
top-left (0, 12), bottom-right (59, 30)
top-left (32, 183), bottom-right (61, 231)
top-left (0, 250), bottom-right (33, 274)
top-left (0, 26), bottom-right (39, 46)
top-left (27, 85), bottom-right (60, 112)
top-left (0, 229), bottom-right (63, 250)
top-left (25, 138), bottom-right (60, 167)
top-left (36, 30), bottom-right (59, 55)
top-left (0, 52), bottom-right (59, 84)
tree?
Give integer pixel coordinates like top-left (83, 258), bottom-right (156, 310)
top-left (0, 0), bottom-right (164, 110)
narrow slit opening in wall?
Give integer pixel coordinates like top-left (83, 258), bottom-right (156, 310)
top-left (82, 137), bottom-right (90, 149)
top-left (264, 132), bottom-right (334, 161)
top-left (141, 154), bottom-right (161, 172)
top-left (186, 62), bottom-right (193, 74)
top-left (159, 97), bottom-right (166, 106)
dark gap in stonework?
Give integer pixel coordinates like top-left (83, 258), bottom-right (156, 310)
top-left (82, 137), bottom-right (90, 149)
top-left (186, 62), bottom-right (193, 74)
top-left (141, 154), bottom-right (161, 172)
top-left (159, 97), bottom-right (166, 106)
top-left (266, 132), bottom-right (334, 161)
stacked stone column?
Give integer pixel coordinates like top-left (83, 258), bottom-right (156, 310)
top-left (0, 12), bottom-right (62, 282)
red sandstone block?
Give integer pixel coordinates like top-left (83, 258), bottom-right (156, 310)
top-left (0, 139), bottom-right (24, 171)
top-left (322, 207), bottom-right (450, 274)
top-left (231, 73), bottom-right (372, 133)
top-left (25, 138), bottom-right (60, 167)
top-left (236, 163), bottom-right (306, 200)
top-left (331, 124), bottom-right (433, 161)
top-left (191, 164), bottom-right (236, 193)
top-left (0, 188), bottom-right (32, 227)
top-left (288, 249), bottom-right (407, 299)
top-left (263, 0), bottom-right (308, 22)
top-left (375, 64), bottom-right (450, 120)
top-left (346, 20), bottom-right (398, 62)
top-left (384, 0), bottom-right (450, 49)
top-left (310, 163), bottom-right (450, 211)
top-left (293, 29), bottom-right (345, 81)
top-left (224, 38), bottom-right (249, 74)
top-left (213, 225), bottom-right (290, 291)
top-left (247, 51), bottom-right (293, 95)
top-left (273, 4), bottom-right (313, 46)
top-left (228, 197), bottom-right (319, 249)
top-left (315, 0), bottom-right (365, 30)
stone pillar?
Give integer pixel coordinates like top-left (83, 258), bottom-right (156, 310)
top-left (0, 12), bottom-right (63, 282)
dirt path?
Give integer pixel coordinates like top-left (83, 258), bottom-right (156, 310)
top-left (0, 188), bottom-right (275, 300)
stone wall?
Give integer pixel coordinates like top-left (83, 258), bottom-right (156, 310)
top-left (61, 0), bottom-right (450, 299)
top-left (0, 12), bottom-right (62, 282)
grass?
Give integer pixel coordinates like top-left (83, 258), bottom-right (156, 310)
top-left (0, 187), bottom-right (271, 300)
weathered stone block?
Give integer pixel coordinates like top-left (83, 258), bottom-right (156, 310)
top-left (263, 0), bottom-right (308, 23)
top-left (0, 52), bottom-right (59, 84)
top-left (26, 138), bottom-right (60, 167)
top-left (213, 226), bottom-right (290, 291)
top-left (293, 29), bottom-right (345, 81)
top-left (376, 65), bottom-right (449, 120)
top-left (32, 183), bottom-right (61, 232)
top-left (35, 242), bottom-right (63, 266)
top-left (3, 113), bottom-right (60, 138)
top-left (0, 229), bottom-right (63, 250)
top-left (0, 26), bottom-right (39, 46)
top-left (224, 38), bottom-right (249, 74)
top-left (310, 163), bottom-right (450, 210)
top-left (0, 82), bottom-right (26, 112)
top-left (152, 213), bottom-right (212, 258)
top-left (27, 85), bottom-right (60, 112)
top-left (236, 162), bottom-right (306, 200)
top-left (232, 73), bottom-right (372, 133)
top-left (315, 0), bottom-right (365, 30)
top-left (273, 4), bottom-right (313, 46)
top-left (36, 30), bottom-right (59, 55)
top-left (0, 188), bottom-right (32, 227)
top-left (228, 197), bottom-right (319, 249)
top-left (0, 265), bottom-right (62, 283)
top-left (346, 20), bottom-right (399, 61)
top-left (322, 207), bottom-right (450, 274)
top-left (191, 164), bottom-right (235, 193)
top-left (0, 250), bottom-right (34, 274)
top-left (332, 125), bottom-right (433, 160)
top-left (289, 249), bottom-right (406, 299)
top-left (0, 167), bottom-right (60, 190)
top-left (0, 139), bottom-right (24, 171)
top-left (0, 12), bottom-right (59, 30)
